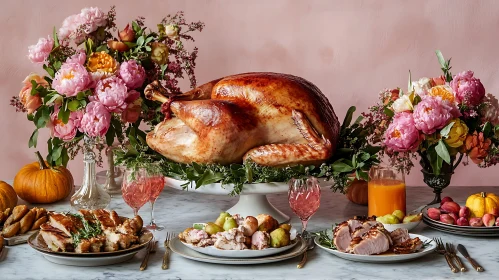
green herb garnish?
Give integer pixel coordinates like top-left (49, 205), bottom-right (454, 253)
top-left (68, 213), bottom-right (103, 247)
top-left (315, 230), bottom-right (336, 250)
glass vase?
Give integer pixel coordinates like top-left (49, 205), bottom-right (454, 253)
top-left (419, 152), bottom-right (463, 204)
top-left (100, 146), bottom-right (123, 195)
top-left (70, 136), bottom-right (111, 210)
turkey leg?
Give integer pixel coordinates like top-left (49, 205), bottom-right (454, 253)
top-left (144, 78), bottom-right (223, 104)
top-left (243, 110), bottom-right (332, 167)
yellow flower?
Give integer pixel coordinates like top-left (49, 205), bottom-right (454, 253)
top-left (150, 42), bottom-right (169, 65)
top-left (429, 85), bottom-right (454, 102)
top-left (87, 51), bottom-right (118, 73)
top-left (444, 118), bottom-right (469, 148)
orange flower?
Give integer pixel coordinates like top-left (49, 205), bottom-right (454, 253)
top-left (465, 131), bottom-right (492, 164)
top-left (431, 76), bottom-right (446, 86)
top-left (428, 85), bottom-right (454, 102)
top-left (383, 89), bottom-right (400, 105)
top-left (87, 51), bottom-right (118, 73)
top-left (19, 73), bottom-right (47, 114)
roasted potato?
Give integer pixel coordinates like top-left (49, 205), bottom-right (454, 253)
top-left (31, 216), bottom-right (48, 230)
top-left (19, 209), bottom-right (36, 234)
top-left (34, 208), bottom-right (47, 221)
top-left (2, 221), bottom-right (20, 238)
top-left (3, 208), bottom-right (11, 217)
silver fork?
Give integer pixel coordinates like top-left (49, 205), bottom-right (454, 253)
top-left (434, 238), bottom-right (458, 273)
top-left (162, 232), bottom-right (174, 270)
top-left (446, 242), bottom-right (467, 272)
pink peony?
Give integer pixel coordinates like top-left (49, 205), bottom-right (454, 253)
top-left (48, 108), bottom-right (83, 141)
top-left (65, 51), bottom-right (86, 65)
top-left (80, 101), bottom-right (111, 137)
top-left (119, 60), bottom-right (146, 89)
top-left (58, 7), bottom-right (107, 44)
top-left (52, 62), bottom-right (90, 97)
top-left (28, 36), bottom-right (53, 63)
top-left (384, 112), bottom-right (421, 152)
top-left (413, 96), bottom-right (458, 134)
top-left (450, 71), bottom-right (485, 106)
top-left (481, 93), bottom-right (499, 125)
top-left (79, 7), bottom-right (107, 34)
top-left (94, 76), bottom-right (128, 113)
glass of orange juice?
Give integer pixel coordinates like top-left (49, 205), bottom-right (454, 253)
top-left (368, 165), bottom-right (406, 217)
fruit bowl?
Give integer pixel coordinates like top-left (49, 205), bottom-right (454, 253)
top-left (381, 220), bottom-right (422, 232)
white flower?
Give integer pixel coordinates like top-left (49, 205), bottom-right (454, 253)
top-left (392, 93), bottom-right (414, 113)
top-left (165, 24), bottom-right (179, 40)
top-left (412, 77), bottom-right (432, 97)
top-left (481, 93), bottom-right (499, 125)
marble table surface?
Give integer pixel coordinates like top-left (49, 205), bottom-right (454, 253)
top-left (1, 184), bottom-right (498, 280)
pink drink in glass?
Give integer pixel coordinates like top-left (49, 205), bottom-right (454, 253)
top-left (145, 174), bottom-right (165, 230)
top-left (288, 177), bottom-right (321, 234)
top-left (122, 177), bottom-right (149, 216)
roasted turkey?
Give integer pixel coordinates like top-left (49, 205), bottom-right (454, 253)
top-left (145, 72), bottom-right (340, 166)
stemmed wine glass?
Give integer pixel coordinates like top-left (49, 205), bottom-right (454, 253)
top-left (144, 169), bottom-right (166, 231)
top-left (288, 176), bottom-right (321, 237)
top-left (122, 168), bottom-right (150, 216)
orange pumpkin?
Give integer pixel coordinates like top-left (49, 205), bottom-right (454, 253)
top-left (13, 152), bottom-right (74, 204)
top-left (0, 181), bottom-right (17, 212)
top-left (465, 192), bottom-right (499, 218)
top-left (346, 179), bottom-right (368, 205)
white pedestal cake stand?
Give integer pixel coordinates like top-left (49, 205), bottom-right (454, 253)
top-left (164, 177), bottom-right (331, 223)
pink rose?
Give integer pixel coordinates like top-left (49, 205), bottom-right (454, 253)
top-left (52, 62), bottom-right (90, 97)
top-left (413, 96), bottom-right (457, 134)
top-left (384, 112), bottom-right (421, 152)
top-left (450, 71), bottom-right (485, 106)
top-left (94, 76), bottom-right (128, 113)
top-left (48, 108), bottom-right (83, 141)
top-left (119, 60), bottom-right (146, 89)
top-left (19, 74), bottom-right (47, 114)
top-left (66, 51), bottom-right (86, 65)
top-left (28, 36), bottom-right (53, 63)
top-left (80, 101), bottom-right (111, 137)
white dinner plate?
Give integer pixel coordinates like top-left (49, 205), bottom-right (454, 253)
top-left (315, 233), bottom-right (436, 263)
top-left (181, 239), bottom-right (298, 258)
top-left (34, 249), bottom-right (142, 266)
top-left (170, 236), bottom-right (307, 264)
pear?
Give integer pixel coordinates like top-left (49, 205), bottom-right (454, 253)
top-left (392, 210), bottom-right (405, 221)
top-left (205, 222), bottom-right (224, 235)
top-left (270, 228), bottom-right (290, 248)
top-left (214, 212), bottom-right (231, 227)
top-left (279, 223), bottom-right (291, 232)
top-left (402, 213), bottom-right (422, 223)
top-left (223, 217), bottom-right (238, 231)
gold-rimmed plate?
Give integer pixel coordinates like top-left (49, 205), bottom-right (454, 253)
top-left (170, 236), bottom-right (307, 264)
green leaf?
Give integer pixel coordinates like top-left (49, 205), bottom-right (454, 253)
top-left (408, 70), bottom-right (412, 92)
top-left (331, 161), bottom-right (354, 173)
top-left (95, 44), bottom-right (108, 53)
top-left (482, 122), bottom-right (492, 137)
top-left (383, 107), bottom-right (395, 118)
top-left (136, 36), bottom-right (145, 46)
top-left (53, 27), bottom-right (60, 48)
top-left (30, 80), bottom-right (39, 96)
top-left (58, 108), bottom-right (70, 124)
top-left (76, 91), bottom-right (86, 100)
top-left (27, 114), bottom-right (34, 121)
top-left (435, 140), bottom-right (451, 164)
top-left (61, 147), bottom-right (69, 167)
top-left (427, 146), bottom-right (443, 175)
top-left (124, 42), bottom-right (137, 48)
top-left (68, 100), bottom-right (80, 112)
top-left (44, 93), bottom-right (60, 105)
top-left (105, 124), bottom-right (115, 146)
top-left (440, 121), bottom-right (455, 138)
top-left (145, 46), bottom-right (151, 52)
top-left (111, 118), bottom-right (123, 140)
top-left (53, 61), bottom-right (62, 71)
top-left (43, 64), bottom-right (55, 78)
top-left (132, 21), bottom-right (141, 33)
top-left (341, 106), bottom-right (356, 131)
top-left (28, 129), bottom-right (39, 148)
top-left (353, 115), bottom-right (364, 125)
top-left (435, 50), bottom-right (446, 69)
top-left (196, 170), bottom-right (226, 187)
top-left (52, 146), bottom-right (63, 161)
top-left (35, 106), bottom-right (50, 129)
top-left (413, 94), bottom-right (422, 105)
top-left (358, 152), bottom-right (370, 162)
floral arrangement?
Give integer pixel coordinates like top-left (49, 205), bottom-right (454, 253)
top-left (365, 51), bottom-right (499, 175)
top-left (10, 6), bottom-right (204, 166)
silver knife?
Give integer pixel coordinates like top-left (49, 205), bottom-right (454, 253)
top-left (457, 244), bottom-right (484, 272)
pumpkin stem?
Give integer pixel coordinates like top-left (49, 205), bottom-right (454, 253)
top-left (35, 151), bottom-right (49, 170)
top-left (481, 192), bottom-right (486, 198)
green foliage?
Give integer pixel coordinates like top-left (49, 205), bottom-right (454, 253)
top-left (68, 213), bottom-right (103, 247)
top-left (435, 50), bottom-right (453, 82)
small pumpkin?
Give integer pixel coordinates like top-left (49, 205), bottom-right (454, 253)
top-left (346, 178), bottom-right (368, 205)
top-left (0, 181), bottom-right (17, 212)
top-left (13, 151), bottom-right (74, 204)
top-left (465, 192), bottom-right (499, 218)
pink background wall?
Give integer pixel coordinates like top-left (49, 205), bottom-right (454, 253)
top-left (1, 0), bottom-right (498, 187)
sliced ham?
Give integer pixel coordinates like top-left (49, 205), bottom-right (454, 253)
top-left (347, 228), bottom-right (391, 255)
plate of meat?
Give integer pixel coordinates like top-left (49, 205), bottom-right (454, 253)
top-left (315, 217), bottom-right (436, 263)
top-left (27, 209), bottom-right (153, 266)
